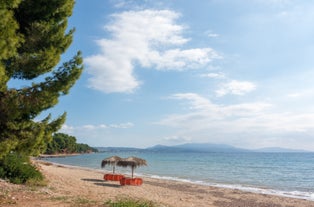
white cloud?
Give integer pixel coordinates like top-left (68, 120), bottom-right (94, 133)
top-left (109, 122), bottom-right (134, 128)
top-left (84, 54), bottom-right (139, 93)
top-left (85, 9), bottom-right (220, 93)
top-left (286, 89), bottom-right (314, 99)
top-left (201, 72), bottom-right (225, 79)
top-left (216, 80), bottom-right (256, 96)
top-left (163, 135), bottom-right (191, 143)
top-left (157, 93), bottom-right (314, 149)
top-left (112, 0), bottom-right (136, 8)
top-left (82, 125), bottom-right (96, 130)
top-left (255, 0), bottom-right (290, 4)
top-left (60, 124), bottom-right (74, 133)
top-left (169, 93), bottom-right (271, 119)
top-left (59, 122), bottom-right (135, 147)
top-left (208, 33), bottom-right (219, 38)
top-left (61, 122), bottom-right (134, 133)
top-left (152, 48), bottom-right (219, 70)
top-left (171, 93), bottom-right (218, 112)
top-left (206, 30), bottom-right (220, 38)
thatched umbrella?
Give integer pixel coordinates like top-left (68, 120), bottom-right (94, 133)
top-left (117, 156), bottom-right (147, 178)
top-left (101, 156), bottom-right (122, 174)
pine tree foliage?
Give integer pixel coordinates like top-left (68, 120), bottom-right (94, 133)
top-left (0, 0), bottom-right (83, 158)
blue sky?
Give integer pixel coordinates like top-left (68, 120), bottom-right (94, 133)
top-left (21, 0), bottom-right (314, 150)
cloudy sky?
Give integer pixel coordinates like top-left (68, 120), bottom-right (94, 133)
top-left (27, 0), bottom-right (314, 150)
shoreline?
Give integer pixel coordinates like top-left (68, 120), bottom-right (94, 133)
top-left (37, 153), bottom-right (91, 158)
top-left (147, 174), bottom-right (314, 202)
top-left (2, 159), bottom-right (314, 206)
top-left (19, 160), bottom-right (314, 206)
top-left (36, 159), bottom-right (314, 202)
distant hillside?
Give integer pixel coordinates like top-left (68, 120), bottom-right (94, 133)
top-left (96, 143), bottom-right (312, 153)
top-left (45, 133), bottom-right (98, 154)
top-left (96, 147), bottom-right (141, 152)
top-left (147, 143), bottom-right (248, 152)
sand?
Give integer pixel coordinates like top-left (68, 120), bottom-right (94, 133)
top-left (1, 160), bottom-right (314, 207)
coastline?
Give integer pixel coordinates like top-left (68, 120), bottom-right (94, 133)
top-left (147, 174), bottom-right (314, 202)
top-left (37, 154), bottom-right (314, 202)
top-left (37, 153), bottom-right (89, 158)
top-left (1, 160), bottom-right (314, 207)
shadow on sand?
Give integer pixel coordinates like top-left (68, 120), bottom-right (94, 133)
top-left (81, 178), bottom-right (103, 182)
top-left (81, 178), bottom-right (121, 188)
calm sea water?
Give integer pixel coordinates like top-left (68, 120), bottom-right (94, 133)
top-left (43, 151), bottom-right (314, 200)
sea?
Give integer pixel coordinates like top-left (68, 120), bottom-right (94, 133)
top-left (43, 151), bottom-right (314, 201)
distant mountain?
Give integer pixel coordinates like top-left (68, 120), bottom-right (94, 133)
top-left (146, 144), bottom-right (174, 151)
top-left (96, 147), bottom-right (141, 152)
top-left (147, 143), bottom-right (248, 152)
top-left (96, 144), bottom-right (312, 153)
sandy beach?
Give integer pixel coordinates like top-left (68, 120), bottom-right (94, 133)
top-left (1, 160), bottom-right (314, 207)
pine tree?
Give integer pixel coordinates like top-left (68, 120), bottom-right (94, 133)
top-left (0, 0), bottom-right (83, 158)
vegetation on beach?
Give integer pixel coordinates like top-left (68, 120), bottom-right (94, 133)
top-left (0, 153), bottom-right (43, 184)
top-left (45, 133), bottom-right (98, 155)
top-left (0, 0), bottom-right (82, 183)
top-left (106, 197), bottom-right (159, 207)
top-left (0, 132), bottom-right (96, 184)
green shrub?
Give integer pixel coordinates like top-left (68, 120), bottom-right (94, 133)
top-left (105, 197), bottom-right (158, 207)
top-left (0, 153), bottom-right (43, 184)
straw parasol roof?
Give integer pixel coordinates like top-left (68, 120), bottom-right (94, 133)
top-left (101, 156), bottom-right (122, 174)
top-left (117, 156), bottom-right (147, 178)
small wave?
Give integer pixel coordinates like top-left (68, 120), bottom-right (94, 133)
top-left (149, 174), bottom-right (201, 184)
top-left (142, 173), bottom-right (314, 201)
top-left (213, 184), bottom-right (314, 201)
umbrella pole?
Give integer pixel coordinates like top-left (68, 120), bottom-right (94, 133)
top-left (132, 166), bottom-right (134, 178)
top-left (113, 165), bottom-right (115, 174)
